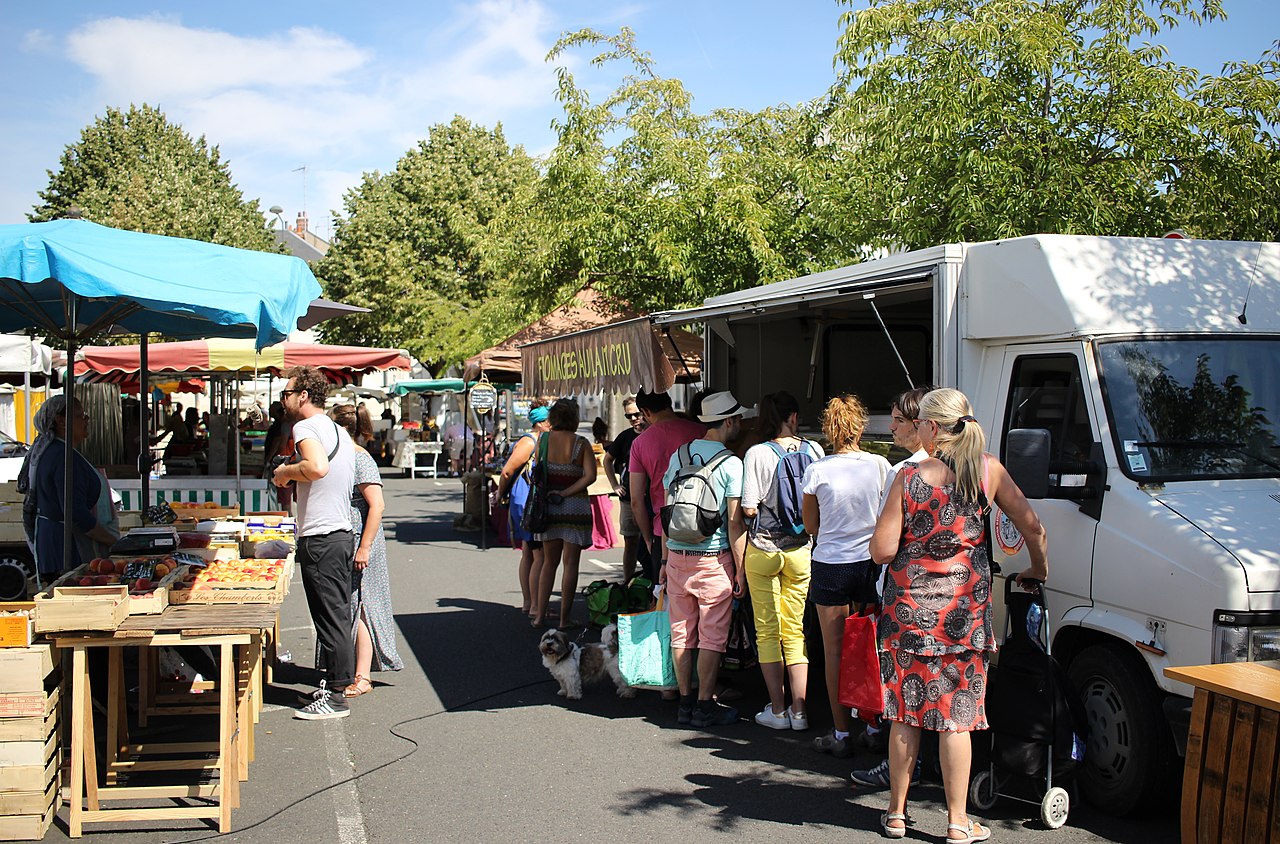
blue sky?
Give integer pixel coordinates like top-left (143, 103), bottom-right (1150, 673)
top-left (1, 1), bottom-right (1275, 237)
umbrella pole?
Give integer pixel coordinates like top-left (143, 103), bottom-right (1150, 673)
top-left (480, 411), bottom-right (488, 551)
top-left (62, 296), bottom-right (78, 573)
top-left (140, 332), bottom-right (150, 519)
top-left (234, 374), bottom-right (242, 514)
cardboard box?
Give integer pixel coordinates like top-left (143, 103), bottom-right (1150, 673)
top-left (0, 645), bottom-right (56, 694)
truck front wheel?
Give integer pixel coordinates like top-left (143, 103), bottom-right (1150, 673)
top-left (1068, 644), bottom-right (1173, 815)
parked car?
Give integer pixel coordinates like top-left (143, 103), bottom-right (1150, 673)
top-left (0, 428), bottom-right (29, 483)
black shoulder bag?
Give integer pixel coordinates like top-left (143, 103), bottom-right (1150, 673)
top-left (521, 433), bottom-right (551, 534)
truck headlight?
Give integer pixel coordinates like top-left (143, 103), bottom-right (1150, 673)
top-left (1212, 610), bottom-right (1280, 663)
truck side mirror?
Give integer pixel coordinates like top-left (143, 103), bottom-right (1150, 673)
top-left (1005, 428), bottom-right (1051, 499)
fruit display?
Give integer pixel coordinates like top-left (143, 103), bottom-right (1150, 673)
top-left (171, 559), bottom-right (285, 592)
top-left (169, 501), bottom-right (226, 510)
top-left (177, 532), bottom-right (212, 548)
top-left (82, 556), bottom-right (178, 594)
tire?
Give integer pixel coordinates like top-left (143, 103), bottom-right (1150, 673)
top-left (1041, 786), bottom-right (1070, 829)
top-left (1067, 644), bottom-right (1173, 815)
top-left (969, 769), bottom-right (998, 811)
top-left (0, 549), bottom-right (35, 602)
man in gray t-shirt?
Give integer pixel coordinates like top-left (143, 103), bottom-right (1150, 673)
top-left (273, 366), bottom-right (357, 720)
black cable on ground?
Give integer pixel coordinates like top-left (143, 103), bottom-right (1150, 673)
top-left (168, 677), bottom-right (553, 844)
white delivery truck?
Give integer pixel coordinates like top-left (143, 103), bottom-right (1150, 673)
top-left (652, 235), bottom-right (1280, 815)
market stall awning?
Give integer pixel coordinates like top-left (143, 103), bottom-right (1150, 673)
top-left (391, 378), bottom-right (520, 396)
top-left (0, 219), bottom-right (319, 348)
top-left (75, 339), bottom-right (412, 385)
top-left (463, 286), bottom-right (702, 391)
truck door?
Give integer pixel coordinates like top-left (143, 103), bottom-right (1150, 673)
top-left (996, 347), bottom-right (1101, 624)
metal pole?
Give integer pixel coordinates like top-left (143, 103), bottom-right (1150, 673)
top-left (22, 338), bottom-right (33, 443)
top-left (62, 296), bottom-right (78, 573)
top-left (139, 333), bottom-right (149, 518)
top-left (234, 374), bottom-right (242, 514)
top-left (479, 411), bottom-right (488, 551)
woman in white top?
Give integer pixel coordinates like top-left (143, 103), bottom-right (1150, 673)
top-left (800, 394), bottom-right (892, 757)
top-left (741, 391), bottom-right (825, 731)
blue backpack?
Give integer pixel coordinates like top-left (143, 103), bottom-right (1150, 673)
top-left (754, 440), bottom-right (818, 541)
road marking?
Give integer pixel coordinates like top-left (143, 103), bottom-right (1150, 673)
top-left (587, 558), bottom-right (616, 571)
top-left (279, 624), bottom-right (316, 634)
top-left (324, 717), bottom-right (368, 844)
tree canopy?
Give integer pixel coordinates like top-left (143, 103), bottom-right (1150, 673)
top-left (313, 117), bottom-right (539, 366)
top-left (827, 0), bottom-right (1280, 249)
top-left (31, 104), bottom-right (277, 251)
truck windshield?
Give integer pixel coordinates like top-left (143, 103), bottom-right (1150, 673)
top-left (1097, 338), bottom-right (1280, 481)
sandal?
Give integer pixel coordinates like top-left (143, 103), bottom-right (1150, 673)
top-left (946, 819), bottom-right (991, 843)
top-left (880, 812), bottom-right (908, 839)
top-left (530, 618), bottom-right (545, 629)
top-left (343, 675), bottom-right (373, 698)
top-left (557, 620), bottom-right (583, 631)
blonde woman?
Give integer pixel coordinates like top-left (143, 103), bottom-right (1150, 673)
top-left (740, 391), bottom-right (824, 731)
top-left (870, 388), bottom-right (1047, 842)
top-left (800, 394), bottom-right (891, 757)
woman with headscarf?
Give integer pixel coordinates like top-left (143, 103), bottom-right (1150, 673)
top-left (869, 388), bottom-right (1047, 842)
top-left (493, 401), bottom-right (552, 619)
top-left (24, 395), bottom-right (120, 578)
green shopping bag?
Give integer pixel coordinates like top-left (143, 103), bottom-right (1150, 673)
top-left (617, 588), bottom-right (678, 690)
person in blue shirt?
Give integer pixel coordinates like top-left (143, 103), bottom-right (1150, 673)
top-left (661, 391), bottom-right (751, 728)
top-left (27, 396), bottom-right (119, 578)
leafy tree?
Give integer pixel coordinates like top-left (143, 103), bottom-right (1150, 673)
top-left (828, 0), bottom-right (1280, 249)
top-left (31, 104), bottom-right (277, 251)
top-left (314, 117), bottom-right (539, 366)
top-left (498, 29), bottom-right (853, 317)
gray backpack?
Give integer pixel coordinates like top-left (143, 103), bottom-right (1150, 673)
top-left (660, 443), bottom-right (735, 544)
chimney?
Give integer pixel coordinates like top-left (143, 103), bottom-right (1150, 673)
top-left (295, 211), bottom-right (309, 234)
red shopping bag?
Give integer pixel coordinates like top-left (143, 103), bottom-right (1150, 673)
top-left (837, 611), bottom-right (885, 717)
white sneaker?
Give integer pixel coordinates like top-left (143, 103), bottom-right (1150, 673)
top-left (754, 704), bottom-right (791, 730)
top-left (787, 707), bottom-right (809, 731)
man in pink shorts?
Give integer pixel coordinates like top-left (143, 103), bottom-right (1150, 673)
top-left (660, 391), bottom-right (751, 728)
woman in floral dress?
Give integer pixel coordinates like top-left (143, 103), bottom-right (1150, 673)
top-left (331, 405), bottom-right (403, 696)
top-left (870, 388), bottom-right (1047, 843)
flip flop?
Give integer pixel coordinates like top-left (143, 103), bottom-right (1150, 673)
top-left (558, 621), bottom-right (583, 631)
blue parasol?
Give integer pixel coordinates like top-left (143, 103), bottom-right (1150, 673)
top-left (0, 219), bottom-right (322, 574)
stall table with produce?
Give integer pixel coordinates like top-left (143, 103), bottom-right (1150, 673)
top-left (0, 515), bottom-right (295, 839)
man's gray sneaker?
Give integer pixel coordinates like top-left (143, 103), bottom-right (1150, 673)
top-left (294, 683), bottom-right (350, 720)
top-left (812, 729), bottom-right (853, 758)
top-left (850, 758), bottom-right (921, 788)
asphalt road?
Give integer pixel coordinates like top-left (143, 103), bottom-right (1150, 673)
top-left (45, 474), bottom-right (1180, 843)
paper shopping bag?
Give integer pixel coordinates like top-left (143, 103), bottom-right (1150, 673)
top-left (837, 610), bottom-right (885, 717)
top-left (617, 589), bottom-right (678, 690)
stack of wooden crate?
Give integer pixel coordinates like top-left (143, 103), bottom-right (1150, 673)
top-left (0, 643), bottom-right (60, 841)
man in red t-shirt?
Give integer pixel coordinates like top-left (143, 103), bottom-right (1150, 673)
top-left (627, 389), bottom-right (706, 582)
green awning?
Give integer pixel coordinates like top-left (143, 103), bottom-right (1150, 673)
top-left (391, 378), bottom-right (521, 396)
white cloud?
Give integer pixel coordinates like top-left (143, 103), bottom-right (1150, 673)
top-left (21, 29), bottom-right (56, 54)
top-left (66, 17), bottom-right (371, 102)
top-left (48, 2), bottom-right (576, 228)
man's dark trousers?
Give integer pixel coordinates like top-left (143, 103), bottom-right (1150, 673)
top-left (298, 529), bottom-right (356, 689)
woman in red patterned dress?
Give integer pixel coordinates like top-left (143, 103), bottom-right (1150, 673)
top-left (870, 388), bottom-right (1048, 843)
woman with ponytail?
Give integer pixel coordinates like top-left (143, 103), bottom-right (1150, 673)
top-left (869, 388), bottom-right (1047, 842)
top-left (493, 402), bottom-right (552, 619)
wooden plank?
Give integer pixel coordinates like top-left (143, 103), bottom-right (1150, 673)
top-left (1198, 694), bottom-right (1235, 844)
top-left (1221, 701), bottom-right (1256, 843)
top-left (125, 741), bottom-right (218, 754)
top-left (68, 646), bottom-right (85, 837)
top-left (79, 806), bottom-right (219, 823)
top-left (1166, 663), bottom-right (1280, 713)
top-left (104, 759), bottom-right (218, 772)
top-left (1245, 708), bottom-right (1280, 843)
top-left (94, 783), bottom-right (217, 800)
top-left (0, 644), bottom-right (57, 693)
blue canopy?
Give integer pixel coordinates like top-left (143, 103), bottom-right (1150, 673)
top-left (0, 219), bottom-right (321, 348)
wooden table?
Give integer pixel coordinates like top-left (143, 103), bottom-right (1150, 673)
top-left (52, 603), bottom-right (279, 837)
top-left (1164, 661), bottom-right (1280, 844)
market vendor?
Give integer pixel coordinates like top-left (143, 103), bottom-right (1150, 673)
top-left (27, 395), bottom-right (120, 577)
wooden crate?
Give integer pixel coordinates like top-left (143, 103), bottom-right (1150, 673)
top-left (0, 645), bottom-right (56, 695)
top-left (0, 485), bottom-right (20, 505)
top-left (0, 779), bottom-right (57, 841)
top-left (33, 584), bottom-right (129, 633)
top-left (169, 569), bottom-right (286, 605)
top-left (0, 725), bottom-right (55, 769)
top-left (0, 737), bottom-right (56, 792)
top-left (0, 771), bottom-right (59, 818)
top-left (0, 691), bottom-right (56, 743)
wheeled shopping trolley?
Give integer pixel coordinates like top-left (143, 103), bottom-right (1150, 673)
top-left (971, 577), bottom-right (1087, 829)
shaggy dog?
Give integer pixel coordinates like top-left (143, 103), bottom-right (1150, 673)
top-left (539, 624), bottom-right (634, 700)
